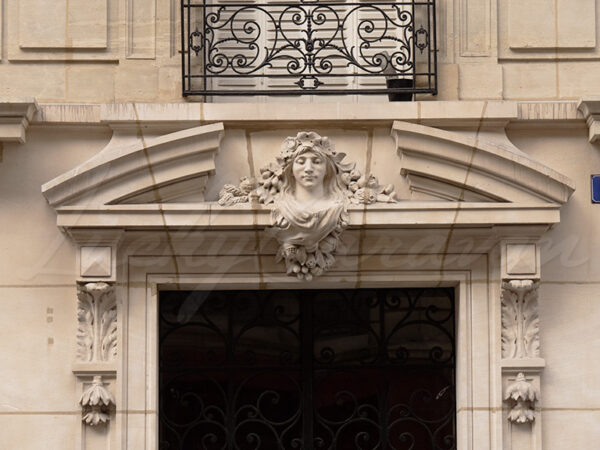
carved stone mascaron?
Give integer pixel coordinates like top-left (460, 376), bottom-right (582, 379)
top-left (218, 131), bottom-right (397, 279)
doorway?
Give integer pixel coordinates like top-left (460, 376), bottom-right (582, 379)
top-left (159, 288), bottom-right (456, 449)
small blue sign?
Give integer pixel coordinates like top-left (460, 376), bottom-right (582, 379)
top-left (592, 175), bottom-right (600, 203)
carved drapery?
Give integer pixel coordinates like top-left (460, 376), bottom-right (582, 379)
top-left (501, 279), bottom-right (540, 359)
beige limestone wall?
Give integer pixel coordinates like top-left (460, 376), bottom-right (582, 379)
top-left (1, 114), bottom-right (600, 448)
top-left (506, 125), bottom-right (600, 448)
top-left (1, 0), bottom-right (600, 101)
top-left (0, 127), bottom-right (111, 449)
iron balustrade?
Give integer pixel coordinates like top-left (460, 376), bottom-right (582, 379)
top-left (181, 0), bottom-right (437, 96)
top-left (159, 288), bottom-right (455, 449)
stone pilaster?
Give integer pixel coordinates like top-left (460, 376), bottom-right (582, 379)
top-left (500, 241), bottom-right (545, 450)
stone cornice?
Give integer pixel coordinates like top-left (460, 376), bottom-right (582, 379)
top-left (27, 101), bottom-right (591, 128)
top-left (30, 101), bottom-right (518, 128)
top-left (577, 97), bottom-right (600, 143)
top-left (51, 202), bottom-right (562, 229)
top-left (0, 98), bottom-right (38, 143)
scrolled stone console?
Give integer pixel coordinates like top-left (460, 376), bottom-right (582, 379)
top-left (500, 243), bottom-right (545, 450)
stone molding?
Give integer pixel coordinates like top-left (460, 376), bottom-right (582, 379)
top-left (392, 121), bottom-right (575, 204)
top-left (50, 202), bottom-right (565, 229)
top-left (41, 122), bottom-right (224, 207)
top-left (0, 98), bottom-right (38, 144)
top-left (577, 97), bottom-right (600, 143)
top-left (26, 101), bottom-right (593, 127)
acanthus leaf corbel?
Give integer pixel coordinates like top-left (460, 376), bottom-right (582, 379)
top-left (501, 279), bottom-right (540, 360)
top-left (76, 282), bottom-right (117, 363)
top-left (75, 281), bottom-right (118, 427)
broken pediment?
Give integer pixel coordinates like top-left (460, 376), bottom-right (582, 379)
top-left (42, 122), bottom-right (224, 207)
top-left (392, 121), bottom-right (574, 204)
top-left (41, 122), bottom-right (574, 233)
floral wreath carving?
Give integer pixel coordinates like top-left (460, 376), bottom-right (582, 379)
top-left (218, 132), bottom-right (397, 279)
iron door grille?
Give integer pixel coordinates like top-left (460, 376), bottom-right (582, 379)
top-left (159, 288), bottom-right (456, 449)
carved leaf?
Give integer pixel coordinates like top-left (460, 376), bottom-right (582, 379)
top-left (82, 410), bottom-right (110, 426)
top-left (100, 302), bottom-right (117, 361)
top-left (522, 285), bottom-right (540, 358)
top-left (501, 286), bottom-right (518, 359)
top-left (76, 290), bottom-right (94, 362)
top-left (507, 401), bottom-right (535, 423)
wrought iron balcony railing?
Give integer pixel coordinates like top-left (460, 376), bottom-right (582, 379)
top-left (181, 0), bottom-right (437, 97)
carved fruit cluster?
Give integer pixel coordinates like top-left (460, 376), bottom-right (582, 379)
top-left (340, 170), bottom-right (396, 204)
top-left (275, 213), bottom-right (348, 281)
top-left (256, 163), bottom-right (284, 204)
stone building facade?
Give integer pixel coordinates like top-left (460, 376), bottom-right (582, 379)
top-left (1, 1), bottom-right (600, 449)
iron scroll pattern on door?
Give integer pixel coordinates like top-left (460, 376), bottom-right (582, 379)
top-left (159, 288), bottom-right (456, 449)
top-left (181, 0), bottom-right (437, 95)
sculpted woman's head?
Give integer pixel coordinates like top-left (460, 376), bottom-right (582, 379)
top-left (278, 133), bottom-right (345, 202)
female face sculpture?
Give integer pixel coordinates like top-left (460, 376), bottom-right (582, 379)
top-left (291, 148), bottom-right (328, 195)
top-left (217, 131), bottom-right (396, 280)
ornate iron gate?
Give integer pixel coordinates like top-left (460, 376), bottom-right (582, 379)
top-left (159, 288), bottom-right (455, 449)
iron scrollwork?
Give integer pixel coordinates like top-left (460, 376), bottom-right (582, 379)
top-left (182, 0), bottom-right (437, 95)
top-left (159, 288), bottom-right (455, 449)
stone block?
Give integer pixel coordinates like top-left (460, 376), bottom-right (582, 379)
top-left (19, 0), bottom-right (108, 49)
top-left (158, 66), bottom-right (182, 101)
top-left (506, 243), bottom-right (537, 275)
top-left (459, 63), bottom-right (503, 100)
top-left (80, 246), bottom-right (112, 278)
top-left (435, 64), bottom-right (459, 100)
top-left (66, 66), bottom-right (115, 102)
top-left (559, 62), bottom-right (600, 98)
top-left (503, 63), bottom-right (557, 99)
top-left (0, 65), bottom-right (65, 101)
top-left (115, 63), bottom-right (159, 101)
top-left (508, 0), bottom-right (595, 49)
